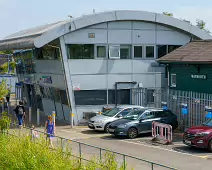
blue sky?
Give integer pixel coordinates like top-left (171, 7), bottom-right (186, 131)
top-left (0, 0), bottom-right (212, 39)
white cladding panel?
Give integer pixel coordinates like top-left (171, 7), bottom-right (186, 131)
top-left (107, 30), bottom-right (132, 44)
top-left (64, 29), bottom-right (107, 44)
top-left (156, 30), bottom-right (191, 45)
top-left (107, 60), bottom-right (132, 74)
top-left (68, 60), bottom-right (107, 74)
top-left (71, 75), bottom-right (107, 90)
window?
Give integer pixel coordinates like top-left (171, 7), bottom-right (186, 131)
top-left (160, 111), bottom-right (171, 117)
top-left (145, 46), bottom-right (155, 58)
top-left (168, 45), bottom-right (181, 53)
top-left (74, 90), bottom-right (107, 105)
top-left (120, 45), bottom-right (131, 59)
top-left (97, 46), bottom-right (106, 58)
top-left (68, 44), bottom-right (94, 59)
top-left (171, 74), bottom-right (176, 87)
top-left (109, 45), bottom-right (131, 59)
top-left (117, 108), bottom-right (133, 117)
top-left (134, 46), bottom-right (143, 58)
top-left (60, 90), bottom-right (69, 105)
top-left (147, 89), bottom-right (155, 103)
top-left (40, 86), bottom-right (51, 99)
top-left (157, 45), bottom-right (167, 58)
top-left (50, 88), bottom-right (61, 102)
top-left (108, 89), bottom-right (130, 104)
top-left (140, 111), bottom-right (156, 120)
top-left (34, 47), bottom-right (60, 60)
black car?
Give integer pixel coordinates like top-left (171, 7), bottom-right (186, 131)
top-left (108, 108), bottom-right (178, 139)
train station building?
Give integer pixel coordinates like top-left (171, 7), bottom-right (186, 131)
top-left (0, 10), bottom-right (211, 124)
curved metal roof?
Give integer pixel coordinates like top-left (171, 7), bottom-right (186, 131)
top-left (0, 10), bottom-right (211, 50)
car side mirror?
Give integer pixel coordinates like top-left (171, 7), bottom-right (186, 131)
top-left (139, 118), bottom-right (144, 123)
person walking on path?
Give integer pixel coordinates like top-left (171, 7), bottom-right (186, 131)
top-left (13, 101), bottom-right (25, 128)
top-left (45, 115), bottom-right (55, 148)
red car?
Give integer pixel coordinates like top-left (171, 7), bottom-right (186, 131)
top-left (183, 118), bottom-right (212, 152)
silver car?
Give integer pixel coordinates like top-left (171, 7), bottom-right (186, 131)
top-left (88, 105), bottom-right (144, 132)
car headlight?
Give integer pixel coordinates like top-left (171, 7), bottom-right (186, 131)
top-left (95, 120), bottom-right (104, 123)
top-left (118, 124), bottom-right (127, 128)
top-left (196, 132), bottom-right (210, 137)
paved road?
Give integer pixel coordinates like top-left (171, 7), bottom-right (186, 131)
top-left (31, 126), bottom-right (212, 170)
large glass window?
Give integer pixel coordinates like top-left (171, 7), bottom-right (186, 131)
top-left (147, 89), bottom-right (155, 103)
top-left (34, 47), bottom-right (60, 60)
top-left (145, 46), bottom-right (155, 58)
top-left (108, 89), bottom-right (130, 104)
top-left (171, 74), bottom-right (177, 87)
top-left (60, 90), bottom-right (69, 105)
top-left (168, 45), bottom-right (181, 53)
top-left (68, 44), bottom-right (94, 59)
top-left (120, 45), bottom-right (131, 59)
top-left (97, 46), bottom-right (106, 58)
top-left (134, 46), bottom-right (143, 58)
top-left (50, 88), bottom-right (61, 102)
top-left (109, 45), bottom-right (131, 59)
top-left (74, 90), bottom-right (107, 105)
top-left (157, 45), bottom-right (167, 58)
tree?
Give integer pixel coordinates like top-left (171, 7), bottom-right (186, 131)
top-left (196, 19), bottom-right (210, 34)
top-left (0, 80), bottom-right (9, 99)
top-left (163, 12), bottom-right (173, 17)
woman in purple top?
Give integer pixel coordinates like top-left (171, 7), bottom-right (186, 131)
top-left (45, 115), bottom-right (55, 148)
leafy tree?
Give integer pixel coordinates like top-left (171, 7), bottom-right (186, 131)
top-left (196, 19), bottom-right (211, 34)
top-left (0, 80), bottom-right (9, 99)
top-left (163, 12), bottom-right (173, 17)
top-left (0, 51), bottom-right (12, 55)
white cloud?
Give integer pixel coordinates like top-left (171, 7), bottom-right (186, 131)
top-left (174, 6), bottom-right (212, 32)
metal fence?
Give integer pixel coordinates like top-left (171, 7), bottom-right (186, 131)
top-left (132, 88), bottom-right (212, 130)
top-left (8, 123), bottom-right (176, 170)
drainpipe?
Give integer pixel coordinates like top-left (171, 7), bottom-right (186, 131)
top-left (115, 81), bottom-right (137, 107)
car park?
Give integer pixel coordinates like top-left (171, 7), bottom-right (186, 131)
top-left (88, 105), bottom-right (144, 132)
top-left (108, 108), bottom-right (178, 139)
top-left (183, 118), bottom-right (212, 152)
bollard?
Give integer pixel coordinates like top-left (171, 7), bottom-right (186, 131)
top-left (52, 111), bottom-right (56, 124)
top-left (29, 107), bottom-right (32, 123)
top-left (7, 102), bottom-right (10, 114)
top-left (70, 113), bottom-right (74, 128)
top-left (37, 109), bottom-right (40, 126)
top-left (1, 102), bottom-right (4, 112)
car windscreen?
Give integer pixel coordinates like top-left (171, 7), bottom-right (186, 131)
top-left (102, 107), bottom-right (121, 117)
top-left (124, 109), bottom-right (146, 120)
top-left (203, 118), bottom-right (212, 126)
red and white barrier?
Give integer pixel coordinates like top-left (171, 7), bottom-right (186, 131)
top-left (152, 121), bottom-right (172, 144)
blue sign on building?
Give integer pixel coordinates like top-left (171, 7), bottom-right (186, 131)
top-left (161, 101), bottom-right (167, 110)
top-left (182, 103), bottom-right (188, 115)
top-left (205, 106), bottom-right (212, 118)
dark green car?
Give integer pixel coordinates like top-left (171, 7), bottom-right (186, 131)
top-left (108, 108), bottom-right (178, 139)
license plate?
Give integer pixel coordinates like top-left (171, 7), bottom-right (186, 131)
top-left (109, 129), bottom-right (114, 132)
top-left (184, 140), bottom-right (191, 144)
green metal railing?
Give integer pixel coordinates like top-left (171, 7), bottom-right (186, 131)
top-left (9, 123), bottom-right (177, 170)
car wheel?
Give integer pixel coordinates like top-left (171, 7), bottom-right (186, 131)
top-left (104, 123), bottom-right (110, 132)
top-left (127, 128), bottom-right (138, 139)
top-left (208, 139), bottom-right (212, 152)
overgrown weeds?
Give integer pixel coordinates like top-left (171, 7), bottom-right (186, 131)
top-left (0, 134), bottom-right (129, 170)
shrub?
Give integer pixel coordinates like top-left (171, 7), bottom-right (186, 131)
top-left (0, 111), bottom-right (11, 133)
top-left (0, 134), bottom-right (127, 170)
